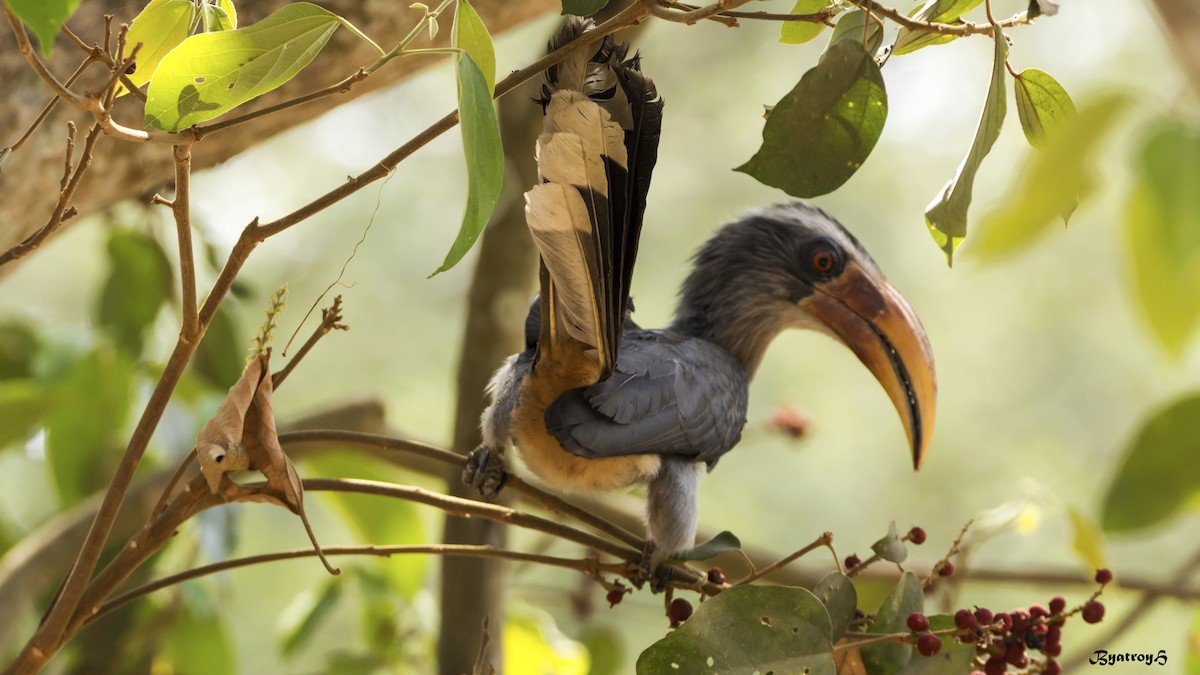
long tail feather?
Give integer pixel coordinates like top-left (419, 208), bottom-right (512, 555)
top-left (527, 18), bottom-right (663, 378)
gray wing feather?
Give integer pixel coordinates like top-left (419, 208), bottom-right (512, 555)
top-left (545, 330), bottom-right (748, 468)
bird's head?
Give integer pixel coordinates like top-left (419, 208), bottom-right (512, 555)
top-left (673, 203), bottom-right (937, 469)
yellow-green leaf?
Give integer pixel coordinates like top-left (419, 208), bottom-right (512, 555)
top-left (144, 2), bottom-right (342, 131)
top-left (780, 0), bottom-right (830, 45)
top-left (1014, 68), bottom-right (1075, 150)
top-left (201, 3), bottom-right (235, 32)
top-left (925, 29), bottom-right (1006, 264)
top-left (1126, 120), bottom-right (1200, 358)
top-left (123, 0), bottom-right (196, 93)
top-left (970, 94), bottom-right (1128, 261)
top-left (430, 51), bottom-right (502, 276)
top-left (5, 0), bottom-right (82, 56)
top-left (862, 571), bottom-right (923, 674)
top-left (893, 0), bottom-right (983, 55)
top-left (453, 0), bottom-right (495, 94)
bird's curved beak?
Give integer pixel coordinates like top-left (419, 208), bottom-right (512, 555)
top-left (799, 262), bottom-right (937, 469)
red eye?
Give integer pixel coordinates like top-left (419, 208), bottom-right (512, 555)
top-left (811, 249), bottom-right (835, 273)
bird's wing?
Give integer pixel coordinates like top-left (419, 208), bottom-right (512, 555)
top-left (544, 331), bottom-right (749, 468)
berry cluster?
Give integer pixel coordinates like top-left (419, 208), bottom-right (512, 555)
top-left (904, 568), bottom-right (1113, 674)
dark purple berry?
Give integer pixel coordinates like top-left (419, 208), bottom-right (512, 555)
top-left (974, 607), bottom-right (994, 626)
top-left (845, 554), bottom-right (862, 570)
top-left (707, 567), bottom-right (726, 585)
top-left (668, 598), bottom-right (693, 624)
top-left (908, 526), bottom-right (927, 545)
top-left (1095, 568), bottom-right (1114, 584)
top-left (954, 608), bottom-right (978, 630)
top-left (854, 609), bottom-right (866, 620)
top-left (1048, 596), bottom-right (1066, 614)
top-left (606, 589), bottom-right (624, 607)
top-left (938, 561), bottom-right (955, 577)
top-left (916, 632), bottom-right (941, 657)
top-left (907, 612), bottom-right (930, 632)
top-left (1082, 600), bottom-right (1105, 624)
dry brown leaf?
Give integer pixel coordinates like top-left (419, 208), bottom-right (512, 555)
top-left (834, 638), bottom-right (868, 675)
top-left (195, 356), bottom-right (262, 491)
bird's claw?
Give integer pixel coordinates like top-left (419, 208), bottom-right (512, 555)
top-left (463, 444), bottom-right (508, 497)
top-left (631, 541), bottom-right (673, 592)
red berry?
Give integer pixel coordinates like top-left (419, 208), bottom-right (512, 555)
top-left (1082, 600), bottom-right (1105, 624)
top-left (938, 561), bottom-right (955, 577)
top-left (1046, 625), bottom-right (1062, 645)
top-left (908, 526), bottom-right (928, 545)
top-left (1044, 641), bottom-right (1063, 657)
top-left (974, 607), bottom-right (994, 626)
top-left (1029, 603), bottom-right (1048, 620)
top-left (1010, 609), bottom-right (1031, 633)
top-left (1048, 596), bottom-right (1066, 614)
top-left (1006, 650), bottom-right (1028, 668)
top-left (668, 598), bottom-right (693, 624)
top-left (954, 608), bottom-right (978, 630)
top-left (984, 657), bottom-right (1006, 675)
top-left (916, 632), bottom-right (941, 657)
top-left (994, 612), bottom-right (1012, 631)
top-left (707, 567), bottom-right (726, 585)
top-left (907, 612), bottom-right (930, 632)
top-left (606, 589), bottom-right (624, 607)
top-left (1095, 568), bottom-right (1114, 584)
top-left (1044, 660), bottom-right (1062, 675)
top-left (845, 554), bottom-right (862, 570)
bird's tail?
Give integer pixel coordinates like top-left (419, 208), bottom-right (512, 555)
top-left (525, 18), bottom-right (663, 379)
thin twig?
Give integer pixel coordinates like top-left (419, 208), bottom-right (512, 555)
top-left (196, 69), bottom-right (371, 136)
top-left (93, 544), bottom-right (623, 624)
top-left (11, 56), bottom-right (96, 153)
top-left (272, 297), bottom-right (348, 388)
top-left (59, 25), bottom-right (146, 101)
top-left (737, 532), bottom-right (833, 586)
top-left (171, 144), bottom-right (199, 339)
top-left (472, 617), bottom-right (492, 675)
top-left (847, 0), bottom-right (1028, 36)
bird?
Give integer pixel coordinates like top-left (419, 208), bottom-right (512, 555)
top-left (464, 19), bottom-right (937, 564)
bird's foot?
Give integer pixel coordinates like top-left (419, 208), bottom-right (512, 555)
top-left (463, 444), bottom-right (509, 497)
top-left (630, 541), bottom-right (674, 592)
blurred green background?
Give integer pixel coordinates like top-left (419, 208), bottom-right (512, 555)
top-left (2, 0), bottom-right (1200, 672)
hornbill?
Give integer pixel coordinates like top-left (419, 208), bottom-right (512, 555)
top-left (464, 19), bottom-right (937, 560)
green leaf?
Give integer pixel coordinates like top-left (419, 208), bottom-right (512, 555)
top-left (161, 605), bottom-right (236, 675)
top-left (0, 380), bottom-right (47, 450)
top-left (1102, 393), bottom-right (1200, 532)
top-left (671, 530), bottom-right (741, 561)
top-left (637, 586), bottom-right (835, 675)
top-left (144, 2), bottom-right (343, 131)
top-left (736, 40), bottom-right (886, 198)
top-left (895, 615), bottom-right (975, 674)
top-left (892, 0), bottom-right (983, 55)
top-left (1013, 69), bottom-right (1075, 150)
top-left (871, 521), bottom-right (909, 563)
top-left (1125, 120), bottom-right (1200, 358)
top-left (0, 320), bottom-right (40, 379)
top-left (813, 571), bottom-right (857, 641)
top-left (780, 0), bottom-right (830, 45)
top-left (561, 0), bottom-right (608, 16)
top-left (307, 453), bottom-right (426, 596)
top-left (201, 3), bottom-right (235, 33)
top-left (278, 577), bottom-right (344, 659)
top-left (122, 0), bottom-right (196, 93)
top-left (825, 10), bottom-right (884, 56)
top-left (45, 346), bottom-right (134, 506)
top-left (430, 52), bottom-right (503, 276)
top-left (453, 0), bottom-right (495, 94)
top-left (192, 304), bottom-right (243, 391)
top-left (582, 626), bottom-right (624, 675)
top-left (97, 230), bottom-right (174, 357)
top-left (970, 94), bottom-right (1128, 261)
top-left (862, 571), bottom-right (923, 675)
top-left (1068, 505), bottom-right (1107, 570)
top-left (924, 29), bottom-right (1006, 264)
top-left (5, 0), bottom-right (82, 56)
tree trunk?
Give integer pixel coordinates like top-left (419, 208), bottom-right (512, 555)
top-left (0, 0), bottom-right (556, 262)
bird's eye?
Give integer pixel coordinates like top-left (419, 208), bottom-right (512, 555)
top-left (810, 248), bottom-right (837, 274)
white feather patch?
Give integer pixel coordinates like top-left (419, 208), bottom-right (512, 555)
top-left (526, 184), bottom-right (603, 350)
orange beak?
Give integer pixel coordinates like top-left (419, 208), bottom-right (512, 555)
top-left (799, 262), bottom-right (937, 469)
